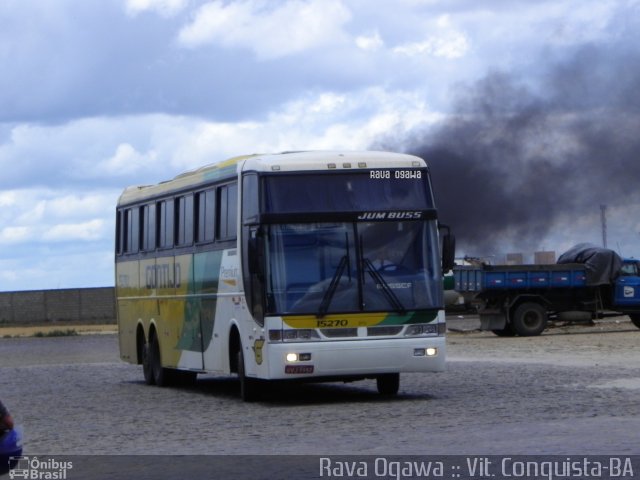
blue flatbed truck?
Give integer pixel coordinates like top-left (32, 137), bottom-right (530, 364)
top-left (453, 258), bottom-right (640, 336)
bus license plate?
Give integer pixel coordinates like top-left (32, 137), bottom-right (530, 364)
top-left (285, 365), bottom-right (314, 374)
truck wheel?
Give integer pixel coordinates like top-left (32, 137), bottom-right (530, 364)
top-left (512, 302), bottom-right (548, 336)
top-left (629, 314), bottom-right (640, 329)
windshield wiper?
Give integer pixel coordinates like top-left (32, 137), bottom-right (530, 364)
top-left (317, 255), bottom-right (348, 318)
top-left (362, 257), bottom-right (406, 314)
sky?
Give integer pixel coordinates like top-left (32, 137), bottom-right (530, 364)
top-left (1, 0), bottom-right (639, 291)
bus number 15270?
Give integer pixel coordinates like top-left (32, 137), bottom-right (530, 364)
top-left (317, 319), bottom-right (349, 328)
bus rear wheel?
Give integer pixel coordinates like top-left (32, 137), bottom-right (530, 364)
top-left (150, 333), bottom-right (170, 387)
top-left (142, 341), bottom-right (155, 385)
top-left (376, 373), bottom-right (400, 395)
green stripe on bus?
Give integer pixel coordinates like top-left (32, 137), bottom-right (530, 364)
top-left (381, 310), bottom-right (438, 325)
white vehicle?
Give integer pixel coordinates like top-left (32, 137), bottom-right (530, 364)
top-left (115, 151), bottom-right (454, 400)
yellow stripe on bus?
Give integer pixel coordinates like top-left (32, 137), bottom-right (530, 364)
top-left (283, 312), bottom-right (388, 329)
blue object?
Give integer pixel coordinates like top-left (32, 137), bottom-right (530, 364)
top-left (0, 428), bottom-right (23, 475)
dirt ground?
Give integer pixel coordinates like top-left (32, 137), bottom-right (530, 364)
top-left (446, 315), bottom-right (640, 370)
top-left (0, 323), bottom-right (117, 337)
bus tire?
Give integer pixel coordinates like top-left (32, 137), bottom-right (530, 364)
top-left (142, 341), bottom-right (155, 385)
top-left (237, 347), bottom-right (259, 402)
top-left (512, 302), bottom-right (547, 337)
top-left (376, 373), bottom-right (400, 395)
top-left (150, 333), bottom-right (169, 387)
top-left (629, 314), bottom-right (640, 329)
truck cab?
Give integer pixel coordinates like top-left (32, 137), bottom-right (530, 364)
top-left (613, 258), bottom-right (640, 309)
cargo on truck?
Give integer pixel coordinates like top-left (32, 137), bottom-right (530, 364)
top-left (453, 243), bottom-right (640, 336)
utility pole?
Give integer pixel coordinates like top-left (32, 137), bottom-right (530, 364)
top-left (600, 204), bottom-right (607, 248)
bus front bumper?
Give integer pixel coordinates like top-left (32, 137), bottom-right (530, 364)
top-left (261, 336), bottom-right (446, 380)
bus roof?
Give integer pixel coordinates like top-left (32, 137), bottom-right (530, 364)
top-left (117, 150), bottom-right (426, 206)
top-left (242, 150), bottom-right (425, 172)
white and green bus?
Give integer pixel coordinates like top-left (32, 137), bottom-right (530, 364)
top-left (115, 151), bottom-right (454, 400)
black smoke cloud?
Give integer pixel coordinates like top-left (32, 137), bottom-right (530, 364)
top-left (378, 45), bottom-right (640, 256)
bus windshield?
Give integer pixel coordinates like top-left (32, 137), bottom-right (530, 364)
top-left (265, 221), bottom-right (443, 315)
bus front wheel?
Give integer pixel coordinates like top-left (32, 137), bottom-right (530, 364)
top-left (237, 348), bottom-right (259, 402)
top-left (376, 373), bottom-right (400, 395)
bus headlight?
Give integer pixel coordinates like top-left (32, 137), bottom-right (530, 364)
top-left (286, 352), bottom-right (312, 362)
top-left (413, 347), bottom-right (438, 357)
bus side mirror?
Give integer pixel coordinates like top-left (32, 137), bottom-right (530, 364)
top-left (439, 224), bottom-right (456, 273)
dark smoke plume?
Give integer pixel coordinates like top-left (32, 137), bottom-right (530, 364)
top-left (377, 45), bottom-right (640, 257)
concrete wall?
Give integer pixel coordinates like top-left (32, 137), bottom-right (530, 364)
top-left (0, 287), bottom-right (116, 325)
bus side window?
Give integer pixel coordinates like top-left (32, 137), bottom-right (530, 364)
top-left (140, 204), bottom-right (156, 251)
top-left (157, 200), bottom-right (174, 248)
top-left (175, 195), bottom-right (194, 246)
top-left (217, 183), bottom-right (238, 240)
top-left (196, 189), bottom-right (215, 244)
top-left (115, 210), bottom-right (122, 255)
top-left (124, 207), bottom-right (139, 254)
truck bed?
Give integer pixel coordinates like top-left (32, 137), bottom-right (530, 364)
top-left (454, 264), bottom-right (588, 292)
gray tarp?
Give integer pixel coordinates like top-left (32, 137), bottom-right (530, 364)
top-left (557, 243), bottom-right (623, 286)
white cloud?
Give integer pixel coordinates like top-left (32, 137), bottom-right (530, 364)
top-left (45, 194), bottom-right (115, 219)
top-left (394, 34), bottom-right (469, 59)
top-left (393, 15), bottom-right (469, 59)
top-left (356, 31), bottom-right (384, 51)
top-left (44, 219), bottom-right (106, 242)
top-left (125, 0), bottom-right (187, 17)
top-left (177, 0), bottom-right (352, 59)
top-left (0, 189), bottom-right (117, 249)
top-left (0, 226), bottom-right (32, 245)
top-left (0, 191), bottom-right (18, 208)
top-left (161, 87), bottom-right (442, 170)
top-left (99, 143), bottom-right (159, 176)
